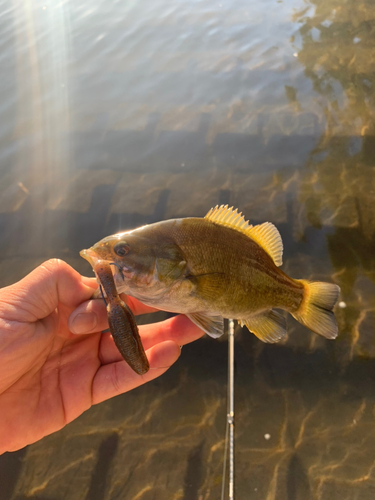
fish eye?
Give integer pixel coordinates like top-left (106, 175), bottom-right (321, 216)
top-left (114, 241), bottom-right (130, 257)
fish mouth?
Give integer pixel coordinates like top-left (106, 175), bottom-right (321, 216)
top-left (80, 248), bottom-right (128, 283)
top-left (80, 248), bottom-right (101, 268)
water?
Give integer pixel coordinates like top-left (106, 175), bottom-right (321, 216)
top-left (0, 0), bottom-right (375, 498)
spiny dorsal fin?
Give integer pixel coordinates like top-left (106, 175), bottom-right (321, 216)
top-left (205, 205), bottom-right (252, 234)
top-left (205, 205), bottom-right (283, 266)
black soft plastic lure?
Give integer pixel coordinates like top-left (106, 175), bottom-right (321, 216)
top-left (94, 261), bottom-right (149, 375)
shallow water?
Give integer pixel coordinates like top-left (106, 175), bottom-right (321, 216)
top-left (1, 0), bottom-right (375, 498)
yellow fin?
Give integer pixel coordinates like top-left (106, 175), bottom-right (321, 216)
top-left (292, 280), bottom-right (340, 339)
top-left (205, 205), bottom-right (251, 235)
top-left (247, 222), bottom-right (283, 266)
top-left (240, 310), bottom-right (287, 343)
top-left (205, 205), bottom-right (283, 266)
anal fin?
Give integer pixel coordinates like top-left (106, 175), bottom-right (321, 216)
top-left (240, 310), bottom-right (286, 343)
top-left (186, 312), bottom-right (224, 338)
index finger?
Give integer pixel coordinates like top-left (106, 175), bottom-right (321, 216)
top-left (98, 314), bottom-right (204, 365)
top-left (121, 294), bottom-right (159, 316)
top-left (69, 295), bottom-right (161, 335)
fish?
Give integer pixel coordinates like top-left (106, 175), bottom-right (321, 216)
top-left (80, 205), bottom-right (340, 343)
top-left (94, 261), bottom-right (150, 374)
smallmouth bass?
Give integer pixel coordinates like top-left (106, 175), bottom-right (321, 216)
top-left (81, 205), bottom-right (340, 343)
top-left (94, 261), bottom-right (150, 375)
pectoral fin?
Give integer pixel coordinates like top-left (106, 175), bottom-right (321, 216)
top-left (240, 310), bottom-right (286, 343)
top-left (186, 312), bottom-right (224, 338)
top-left (156, 258), bottom-right (187, 281)
top-left (186, 272), bottom-right (227, 303)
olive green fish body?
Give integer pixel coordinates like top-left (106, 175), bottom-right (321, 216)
top-left (165, 218), bottom-right (304, 317)
top-left (94, 262), bottom-right (149, 375)
top-left (81, 206), bottom-right (340, 343)
top-left (106, 218), bottom-right (303, 319)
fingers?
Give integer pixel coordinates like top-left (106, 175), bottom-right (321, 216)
top-left (68, 291), bottom-right (204, 366)
top-left (2, 259), bottom-right (96, 322)
top-left (122, 295), bottom-right (159, 315)
top-left (69, 299), bottom-right (104, 334)
top-left (81, 276), bottom-right (98, 289)
top-left (92, 340), bottom-right (181, 405)
top-left (140, 314), bottom-right (204, 350)
top-left (98, 314), bottom-right (204, 364)
top-left (69, 296), bottom-right (160, 335)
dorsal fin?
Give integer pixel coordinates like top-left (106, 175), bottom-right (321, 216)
top-left (205, 205), bottom-right (252, 235)
top-left (247, 222), bottom-right (283, 266)
top-left (205, 205), bottom-right (283, 266)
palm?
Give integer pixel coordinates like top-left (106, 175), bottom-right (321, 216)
top-left (0, 260), bottom-right (203, 454)
top-left (0, 299), bottom-right (100, 452)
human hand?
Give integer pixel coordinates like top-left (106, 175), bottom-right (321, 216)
top-left (0, 259), bottom-right (203, 454)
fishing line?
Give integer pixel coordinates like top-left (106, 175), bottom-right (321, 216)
top-left (99, 285), bottom-right (107, 305)
top-left (109, 261), bottom-right (125, 280)
top-left (221, 319), bottom-right (235, 500)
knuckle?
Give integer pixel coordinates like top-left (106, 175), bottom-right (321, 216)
top-left (40, 259), bottom-right (73, 279)
top-left (40, 258), bottom-right (64, 274)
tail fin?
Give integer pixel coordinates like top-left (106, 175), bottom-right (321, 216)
top-left (291, 280), bottom-right (340, 339)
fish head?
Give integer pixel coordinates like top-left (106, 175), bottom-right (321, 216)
top-left (80, 224), bottom-right (188, 300)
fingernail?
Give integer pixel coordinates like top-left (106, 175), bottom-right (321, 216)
top-left (71, 312), bottom-right (97, 334)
